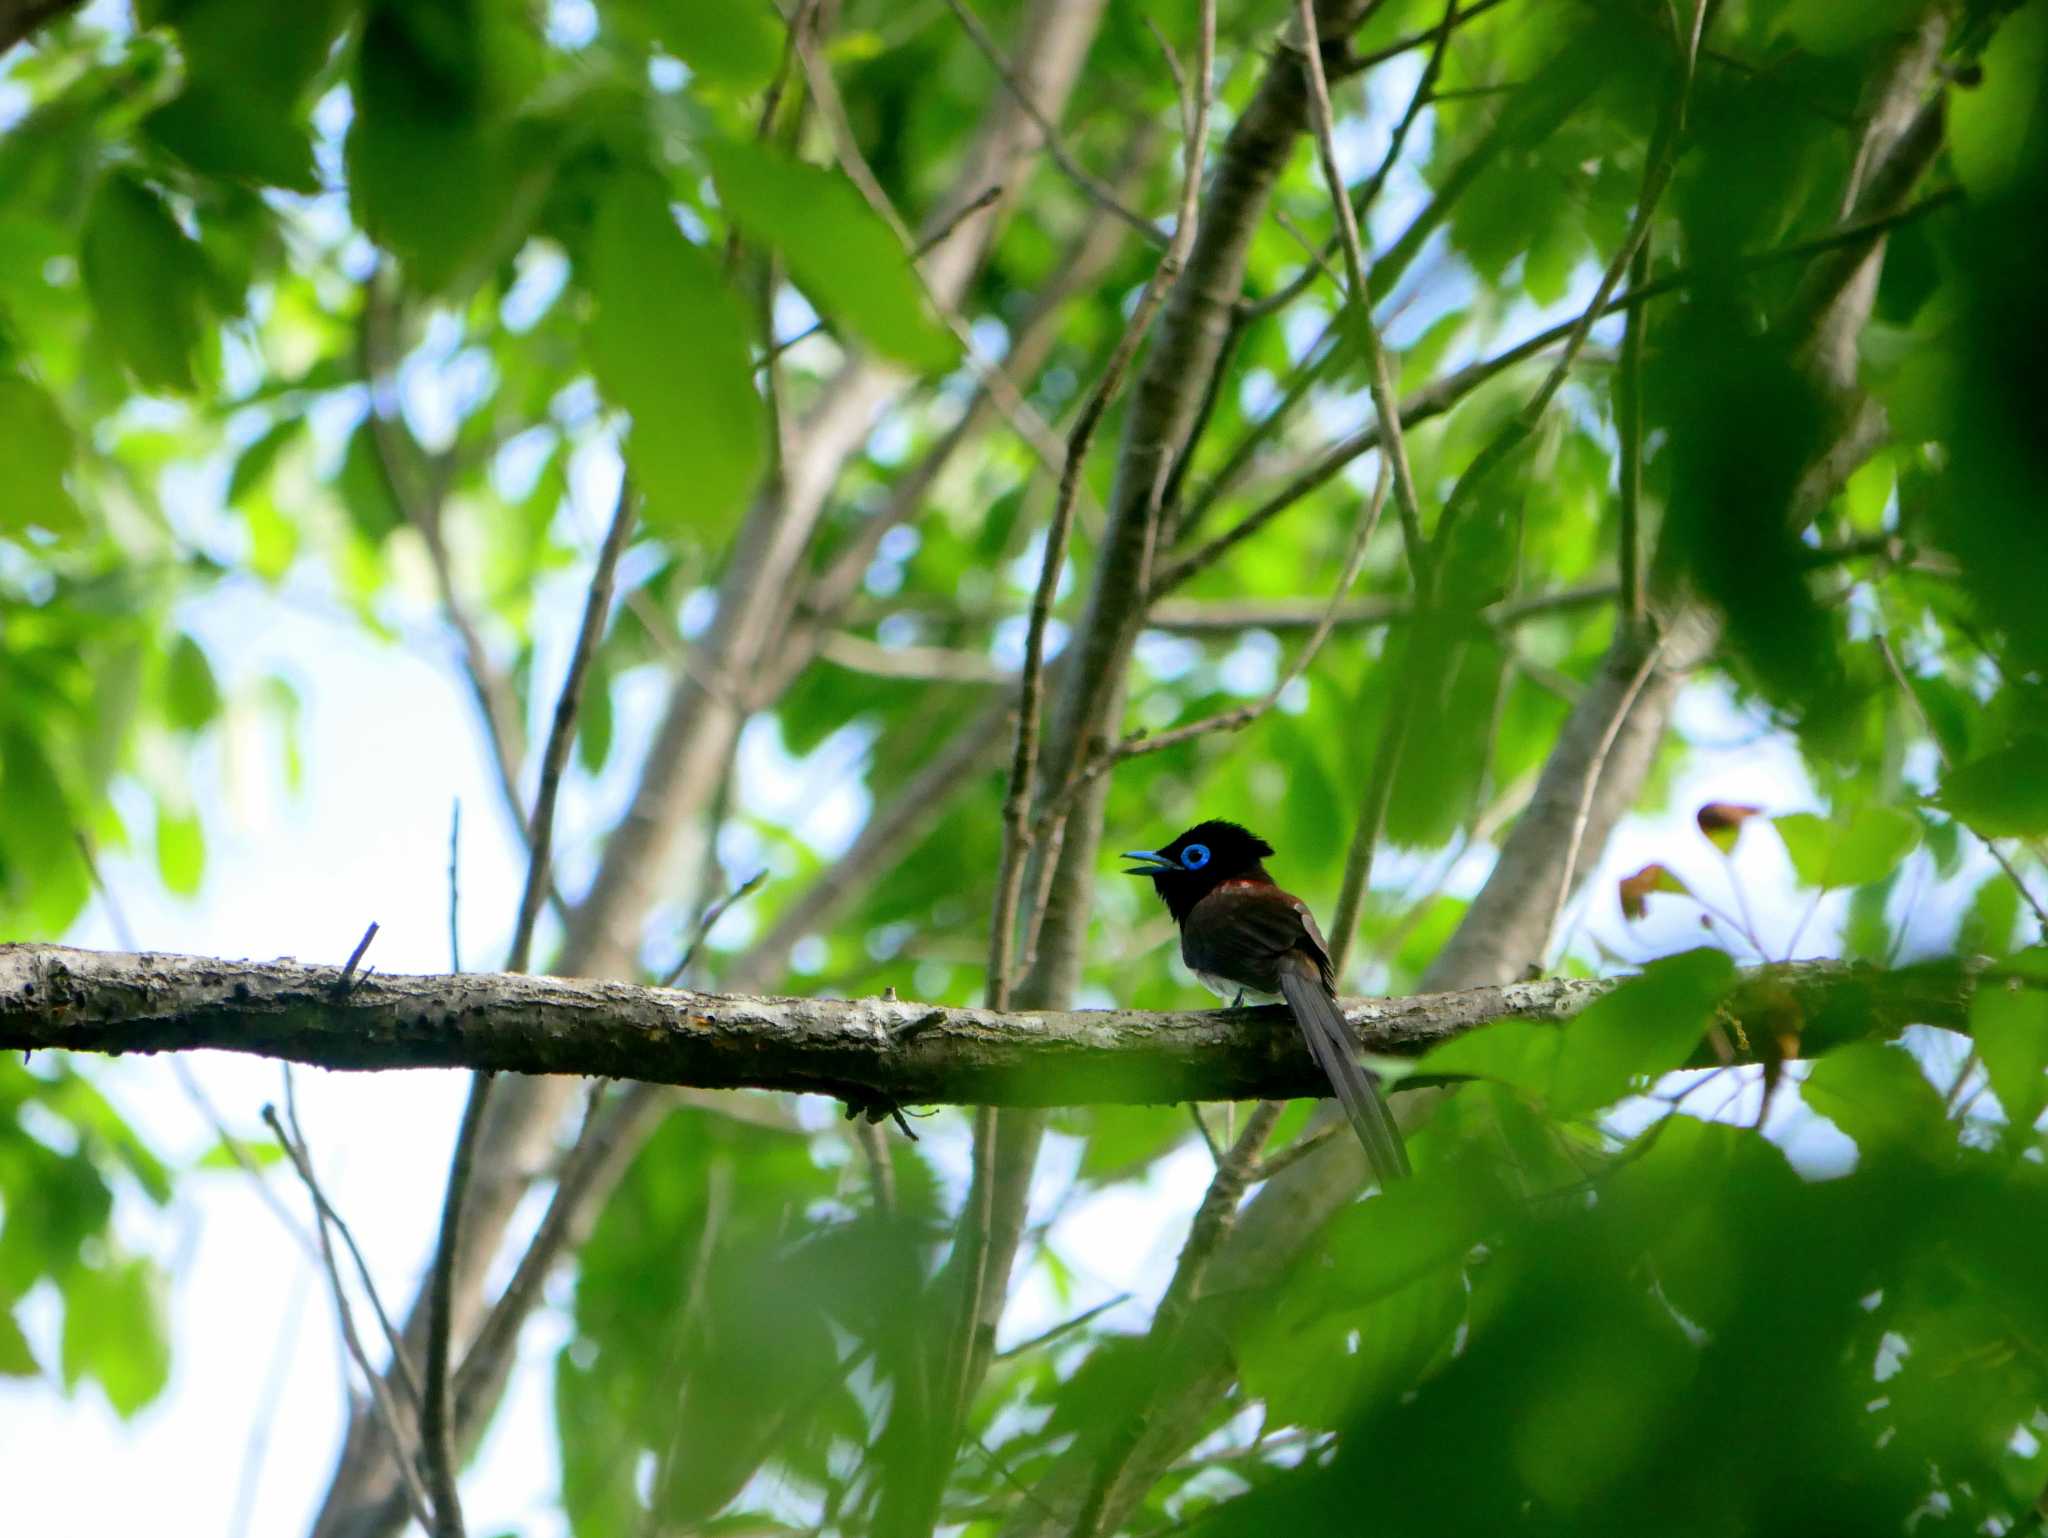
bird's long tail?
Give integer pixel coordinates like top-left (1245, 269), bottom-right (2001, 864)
top-left (1277, 953), bottom-right (1411, 1185)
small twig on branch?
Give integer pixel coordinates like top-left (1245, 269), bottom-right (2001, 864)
top-left (336, 922), bottom-right (380, 995)
top-left (447, 801), bottom-right (462, 975)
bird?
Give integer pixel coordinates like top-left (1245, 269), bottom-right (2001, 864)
top-left (1122, 819), bottom-right (1410, 1184)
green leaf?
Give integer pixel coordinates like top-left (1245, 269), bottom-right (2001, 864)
top-left (633, 0), bottom-right (781, 89)
top-left (155, 804), bottom-right (205, 896)
top-left (60, 1257), bottom-right (171, 1418)
top-left (1973, 983), bottom-right (2048, 1135)
top-left (1779, 0), bottom-right (1925, 54)
top-left (163, 634), bottom-right (222, 733)
top-left (0, 373), bottom-right (83, 538)
top-left (705, 138), bottom-right (958, 372)
top-left (586, 168), bottom-right (766, 535)
top-left (142, 0), bottom-right (350, 189)
top-left (576, 653), bottom-right (614, 773)
top-left (1773, 807), bottom-right (1919, 890)
top-left (337, 418), bottom-right (405, 544)
top-left (226, 417), bottom-right (300, 508)
top-left (0, 1308), bottom-right (38, 1377)
top-left (1802, 1041), bottom-right (1952, 1162)
top-left (1934, 739), bottom-right (2048, 838)
top-left (1950, 0), bottom-right (2048, 199)
top-left (347, 2), bottom-right (546, 294)
top-left (195, 1137), bottom-right (285, 1172)
top-left (1551, 949), bottom-right (1737, 1116)
top-left (1419, 1021), bottom-right (1561, 1099)
top-left (80, 172), bottom-right (214, 393)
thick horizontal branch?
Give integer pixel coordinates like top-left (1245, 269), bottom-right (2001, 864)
top-left (0, 944), bottom-right (1977, 1110)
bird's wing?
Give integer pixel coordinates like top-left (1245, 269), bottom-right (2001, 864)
top-left (1180, 883), bottom-right (1319, 994)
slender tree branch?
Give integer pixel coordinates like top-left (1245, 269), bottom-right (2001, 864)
top-left (1295, 0), bottom-right (1428, 572)
top-left (1616, 238), bottom-right (1649, 637)
top-left (1541, 635), bottom-right (1669, 964)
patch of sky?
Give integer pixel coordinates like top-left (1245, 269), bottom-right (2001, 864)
top-left (546, 0), bottom-right (598, 49)
top-left (501, 242), bottom-right (569, 333)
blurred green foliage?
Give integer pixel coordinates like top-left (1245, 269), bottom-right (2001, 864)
top-left (2, 0), bottom-right (2047, 1528)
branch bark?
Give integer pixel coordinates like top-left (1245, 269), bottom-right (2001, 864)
top-left (0, 943), bottom-right (1973, 1106)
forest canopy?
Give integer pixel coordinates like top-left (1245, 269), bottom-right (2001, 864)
top-left (3, 0), bottom-right (2048, 1534)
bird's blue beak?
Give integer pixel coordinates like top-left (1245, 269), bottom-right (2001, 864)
top-left (1120, 849), bottom-right (1180, 875)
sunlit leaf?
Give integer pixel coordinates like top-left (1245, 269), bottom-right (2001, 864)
top-left (163, 634), bottom-right (221, 733)
top-left (1950, 1), bottom-right (2048, 199)
top-left (1974, 981), bottom-right (2048, 1135)
top-left (155, 805), bottom-right (205, 896)
top-left (60, 1257), bottom-right (171, 1417)
top-left (0, 1308), bottom-right (38, 1377)
top-left (586, 167), bottom-right (766, 536)
top-left (80, 172), bottom-right (214, 392)
top-left (626, 0), bottom-right (781, 89)
top-left (1695, 802), bottom-right (1761, 855)
top-left (0, 373), bottom-right (82, 538)
top-left (1773, 807), bottom-right (1920, 890)
top-left (1802, 1041), bottom-right (1952, 1162)
top-left (1618, 862), bottom-right (1688, 921)
top-left (706, 137), bottom-right (958, 372)
top-left (1550, 948), bottom-right (1736, 1116)
top-left (1934, 738), bottom-right (2048, 838)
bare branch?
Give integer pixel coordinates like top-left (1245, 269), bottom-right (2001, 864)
top-left (1294, 0), bottom-right (1427, 568)
top-left (1, 944), bottom-right (1988, 1106)
top-left (261, 1104), bottom-right (436, 1532)
top-left (506, 479), bottom-right (637, 975)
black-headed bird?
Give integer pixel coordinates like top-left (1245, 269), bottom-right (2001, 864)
top-left (1122, 819), bottom-right (1409, 1184)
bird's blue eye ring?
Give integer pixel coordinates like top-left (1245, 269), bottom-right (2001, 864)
top-left (1181, 843), bottom-right (1210, 870)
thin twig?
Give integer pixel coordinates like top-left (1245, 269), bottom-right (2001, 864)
top-left (790, 20), bottom-right (1074, 483)
top-left (993, 1293), bottom-right (1134, 1361)
top-left (1430, 0), bottom-right (1706, 554)
top-left (358, 276), bottom-right (531, 845)
top-left (1876, 633), bottom-right (2048, 936)
top-left (941, 0), bottom-right (1166, 246)
top-left (337, 922), bottom-right (379, 993)
top-left (661, 869), bottom-right (768, 988)
top-left (1542, 636), bottom-right (1670, 967)
top-left (261, 1103), bottom-right (435, 1530)
top-left (506, 478), bottom-right (637, 974)
top-left (985, 0), bottom-right (1215, 1009)
top-left (447, 800), bottom-right (461, 975)
top-left (421, 1081), bottom-right (485, 1538)
top-left (1616, 237), bottom-right (1649, 637)
top-left (1118, 459), bottom-right (1389, 766)
top-left (1295, 0), bottom-right (1428, 573)
top-left (1074, 1099), bottom-right (1282, 1538)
